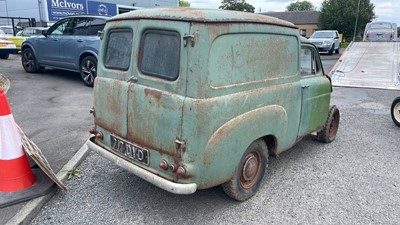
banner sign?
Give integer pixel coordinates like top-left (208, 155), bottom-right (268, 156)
top-left (47, 0), bottom-right (116, 21)
top-left (88, 1), bottom-right (117, 16)
top-left (47, 0), bottom-right (87, 21)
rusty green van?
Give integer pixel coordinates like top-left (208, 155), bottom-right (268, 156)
top-left (87, 8), bottom-right (339, 201)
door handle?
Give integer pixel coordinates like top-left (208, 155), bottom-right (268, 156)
top-left (302, 85), bottom-right (310, 89)
top-left (127, 76), bottom-right (138, 83)
top-left (77, 39), bottom-right (84, 42)
top-left (53, 39), bottom-right (58, 41)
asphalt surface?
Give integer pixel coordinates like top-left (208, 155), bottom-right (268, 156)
top-left (2, 51), bottom-right (400, 224)
top-left (0, 54), bottom-right (93, 225)
top-left (28, 87), bottom-right (400, 225)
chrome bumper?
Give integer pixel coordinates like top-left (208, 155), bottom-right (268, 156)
top-left (87, 136), bottom-right (197, 195)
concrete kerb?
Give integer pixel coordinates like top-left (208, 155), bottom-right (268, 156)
top-left (5, 141), bottom-right (91, 225)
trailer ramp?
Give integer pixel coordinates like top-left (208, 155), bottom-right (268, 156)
top-left (329, 42), bottom-right (400, 90)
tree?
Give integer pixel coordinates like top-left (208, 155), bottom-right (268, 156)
top-left (286, 0), bottom-right (315, 11)
top-left (219, 0), bottom-right (255, 13)
top-left (179, 0), bottom-right (190, 7)
top-left (319, 0), bottom-right (375, 41)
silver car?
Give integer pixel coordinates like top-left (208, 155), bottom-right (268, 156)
top-left (308, 30), bottom-right (341, 55)
top-left (363, 21), bottom-right (397, 42)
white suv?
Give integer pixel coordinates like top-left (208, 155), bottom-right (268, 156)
top-left (309, 30), bottom-right (341, 55)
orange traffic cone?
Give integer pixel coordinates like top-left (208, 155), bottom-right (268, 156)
top-left (0, 88), bottom-right (54, 208)
top-left (0, 89), bottom-right (36, 191)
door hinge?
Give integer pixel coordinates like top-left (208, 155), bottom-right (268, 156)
top-left (175, 139), bottom-right (186, 153)
top-left (183, 34), bottom-right (195, 47)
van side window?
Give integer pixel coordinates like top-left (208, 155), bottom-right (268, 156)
top-left (139, 30), bottom-right (180, 80)
top-left (300, 47), bottom-right (318, 76)
top-left (105, 29), bottom-right (133, 70)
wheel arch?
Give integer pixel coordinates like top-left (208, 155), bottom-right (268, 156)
top-left (79, 51), bottom-right (98, 66)
top-left (21, 43), bottom-right (36, 55)
top-left (197, 105), bottom-right (286, 189)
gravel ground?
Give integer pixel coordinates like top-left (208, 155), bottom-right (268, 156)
top-left (30, 87), bottom-right (400, 225)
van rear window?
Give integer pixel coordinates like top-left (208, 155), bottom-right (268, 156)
top-left (105, 29), bottom-right (133, 70)
top-left (139, 30), bottom-right (180, 80)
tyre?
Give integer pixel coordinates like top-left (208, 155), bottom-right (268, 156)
top-left (21, 48), bottom-right (43, 73)
top-left (317, 105), bottom-right (340, 143)
top-left (328, 44), bottom-right (334, 55)
top-left (0, 54), bottom-right (9, 59)
top-left (391, 97), bottom-right (400, 127)
top-left (222, 139), bottom-right (268, 201)
top-left (335, 44), bottom-right (340, 54)
top-left (80, 56), bottom-right (97, 87)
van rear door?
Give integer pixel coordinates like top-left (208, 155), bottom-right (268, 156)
top-left (126, 21), bottom-right (190, 157)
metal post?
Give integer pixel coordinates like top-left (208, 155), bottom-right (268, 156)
top-left (0, 0), bottom-right (9, 24)
top-left (38, 0), bottom-right (43, 27)
top-left (353, 0), bottom-right (361, 41)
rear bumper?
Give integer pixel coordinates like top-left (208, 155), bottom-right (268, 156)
top-left (0, 49), bottom-right (17, 54)
top-left (87, 136), bottom-right (197, 195)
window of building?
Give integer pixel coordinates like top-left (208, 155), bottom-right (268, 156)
top-left (300, 29), bottom-right (307, 37)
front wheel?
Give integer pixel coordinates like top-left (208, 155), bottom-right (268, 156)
top-left (391, 97), bottom-right (400, 127)
top-left (317, 105), bottom-right (340, 143)
top-left (328, 44), bottom-right (334, 55)
top-left (0, 54), bottom-right (9, 59)
top-left (80, 56), bottom-right (97, 87)
top-left (21, 48), bottom-right (43, 73)
top-left (222, 139), bottom-right (268, 201)
top-left (335, 44), bottom-right (341, 54)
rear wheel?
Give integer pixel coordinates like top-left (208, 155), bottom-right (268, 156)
top-left (317, 105), bottom-right (340, 143)
top-left (80, 56), bottom-right (97, 87)
top-left (391, 97), bottom-right (400, 127)
top-left (21, 48), bottom-right (43, 72)
top-left (222, 139), bottom-right (268, 201)
top-left (0, 54), bottom-right (9, 59)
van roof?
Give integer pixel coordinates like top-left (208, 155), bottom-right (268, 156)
top-left (110, 8), bottom-right (296, 28)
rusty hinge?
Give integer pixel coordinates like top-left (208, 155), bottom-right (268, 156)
top-left (175, 139), bottom-right (186, 153)
top-left (183, 34), bottom-right (195, 47)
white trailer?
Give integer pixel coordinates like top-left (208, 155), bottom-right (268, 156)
top-left (329, 41), bottom-right (400, 90)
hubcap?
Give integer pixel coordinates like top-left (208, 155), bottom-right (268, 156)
top-left (394, 102), bottom-right (400, 122)
top-left (81, 60), bottom-right (96, 83)
top-left (23, 52), bottom-right (34, 70)
top-left (329, 112), bottom-right (338, 137)
top-left (240, 152), bottom-right (261, 189)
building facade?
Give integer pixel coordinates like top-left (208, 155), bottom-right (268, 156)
top-left (259, 11), bottom-right (319, 38)
top-left (0, 0), bottom-right (178, 26)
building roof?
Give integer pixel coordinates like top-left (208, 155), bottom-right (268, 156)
top-left (258, 11), bottom-right (318, 25)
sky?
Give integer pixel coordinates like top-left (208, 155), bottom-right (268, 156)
top-left (188, 0), bottom-right (400, 26)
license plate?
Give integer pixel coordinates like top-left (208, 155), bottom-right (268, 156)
top-left (110, 135), bottom-right (149, 165)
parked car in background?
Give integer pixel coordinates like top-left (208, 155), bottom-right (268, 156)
top-left (21, 15), bottom-right (108, 86)
top-left (308, 30), bottom-right (341, 55)
top-left (0, 31), bottom-right (17, 59)
top-left (363, 21), bottom-right (397, 42)
top-left (7, 27), bottom-right (48, 51)
top-left (0, 26), bottom-right (16, 36)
